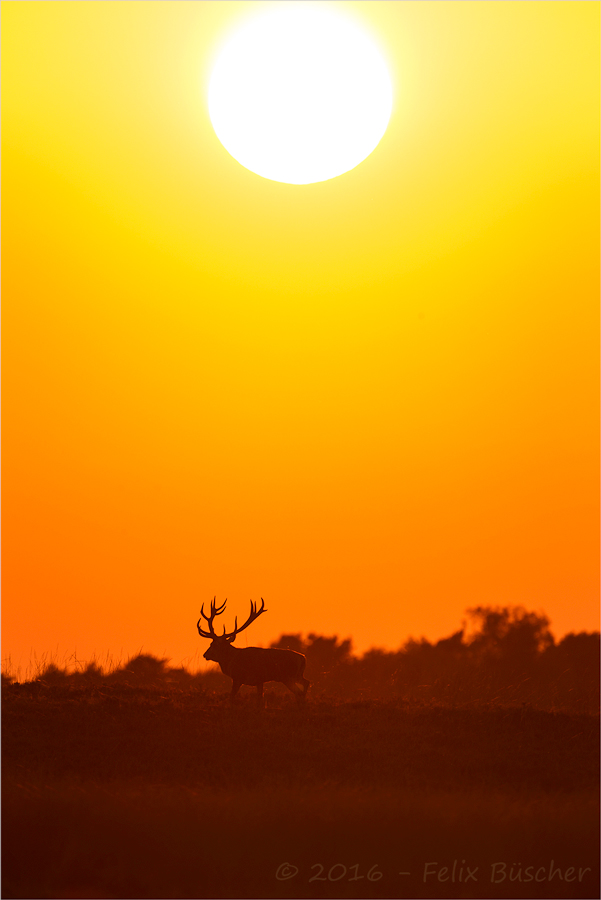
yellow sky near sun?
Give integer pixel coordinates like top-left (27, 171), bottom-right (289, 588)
top-left (2, 1), bottom-right (599, 671)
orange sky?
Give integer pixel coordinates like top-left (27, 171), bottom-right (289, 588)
top-left (2, 1), bottom-right (599, 674)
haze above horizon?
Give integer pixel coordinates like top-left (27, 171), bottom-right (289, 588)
top-left (2, 1), bottom-right (599, 669)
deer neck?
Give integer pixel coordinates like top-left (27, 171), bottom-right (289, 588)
top-left (216, 642), bottom-right (237, 677)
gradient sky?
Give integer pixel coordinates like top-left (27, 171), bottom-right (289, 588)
top-left (2, 1), bottom-right (599, 673)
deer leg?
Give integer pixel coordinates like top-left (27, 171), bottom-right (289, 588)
top-left (230, 680), bottom-right (241, 704)
top-left (283, 680), bottom-right (305, 705)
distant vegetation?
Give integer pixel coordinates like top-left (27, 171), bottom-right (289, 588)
top-left (3, 604), bottom-right (599, 899)
top-left (3, 606), bottom-right (598, 712)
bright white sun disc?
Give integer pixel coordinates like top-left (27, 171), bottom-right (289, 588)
top-left (208, 6), bottom-right (393, 184)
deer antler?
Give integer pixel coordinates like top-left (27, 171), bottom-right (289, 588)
top-left (223, 598), bottom-right (267, 642)
top-left (197, 597), bottom-right (267, 642)
top-left (197, 597), bottom-right (228, 638)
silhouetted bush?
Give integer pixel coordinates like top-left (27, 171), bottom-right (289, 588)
top-left (69, 662), bottom-right (105, 687)
top-left (38, 663), bottom-right (70, 686)
top-left (108, 654), bottom-right (171, 687)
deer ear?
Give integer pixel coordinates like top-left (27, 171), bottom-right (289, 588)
top-left (227, 634), bottom-right (236, 643)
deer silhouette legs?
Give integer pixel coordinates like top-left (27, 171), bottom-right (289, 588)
top-left (229, 678), bottom-right (308, 706)
top-left (230, 680), bottom-right (265, 707)
top-left (283, 677), bottom-right (310, 704)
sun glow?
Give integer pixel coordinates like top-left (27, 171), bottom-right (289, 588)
top-left (207, 5), bottom-right (393, 184)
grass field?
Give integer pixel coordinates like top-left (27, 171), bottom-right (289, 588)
top-left (2, 684), bottom-right (599, 899)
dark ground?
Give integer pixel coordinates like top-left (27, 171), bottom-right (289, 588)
top-left (2, 684), bottom-right (599, 899)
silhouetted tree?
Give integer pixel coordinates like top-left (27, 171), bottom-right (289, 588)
top-left (537, 631), bottom-right (600, 711)
top-left (466, 606), bottom-right (553, 662)
top-left (350, 648), bottom-right (402, 699)
top-left (270, 634), bottom-right (305, 654)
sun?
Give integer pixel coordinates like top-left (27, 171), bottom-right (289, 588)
top-left (207, 5), bottom-right (393, 185)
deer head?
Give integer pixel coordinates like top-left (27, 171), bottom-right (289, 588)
top-left (197, 597), bottom-right (266, 663)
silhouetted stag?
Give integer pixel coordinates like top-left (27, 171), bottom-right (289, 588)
top-left (197, 598), bottom-right (310, 706)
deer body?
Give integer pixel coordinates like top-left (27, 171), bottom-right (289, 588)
top-left (198, 598), bottom-right (310, 706)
